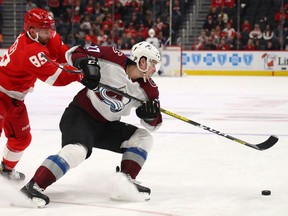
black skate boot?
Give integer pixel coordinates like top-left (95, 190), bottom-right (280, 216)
top-left (112, 166), bottom-right (151, 201)
top-left (125, 173), bottom-right (151, 195)
top-left (21, 180), bottom-right (50, 208)
top-left (0, 162), bottom-right (25, 182)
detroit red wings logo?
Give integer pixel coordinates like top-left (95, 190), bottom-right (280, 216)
top-left (262, 53), bottom-right (277, 69)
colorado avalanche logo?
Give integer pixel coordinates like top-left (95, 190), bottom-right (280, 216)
top-left (243, 54), bottom-right (253, 65)
top-left (217, 54), bottom-right (227, 65)
top-left (96, 87), bottom-right (131, 112)
top-left (192, 54), bottom-right (201, 65)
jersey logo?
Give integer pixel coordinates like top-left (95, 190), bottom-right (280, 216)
top-left (95, 86), bottom-right (131, 112)
top-left (148, 78), bottom-right (157, 87)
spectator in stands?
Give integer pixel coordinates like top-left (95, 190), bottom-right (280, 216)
top-left (216, 37), bottom-right (230, 50)
top-left (86, 29), bottom-right (98, 45)
top-left (172, 0), bottom-right (183, 30)
top-left (26, 0), bottom-right (37, 12)
top-left (115, 38), bottom-right (125, 49)
top-left (138, 23), bottom-right (149, 39)
top-left (218, 8), bottom-right (229, 24)
top-left (233, 31), bottom-right (244, 50)
top-left (84, 35), bottom-right (92, 48)
top-left (207, 6), bottom-right (219, 22)
top-left (72, 6), bottom-right (81, 24)
top-left (102, 36), bottom-right (116, 46)
top-left (93, 2), bottom-right (105, 19)
top-left (125, 0), bottom-right (141, 11)
top-left (84, 0), bottom-right (95, 15)
top-left (211, 0), bottom-right (224, 9)
top-left (262, 24), bottom-right (274, 41)
top-left (191, 38), bottom-right (204, 50)
top-left (274, 6), bottom-right (288, 25)
top-left (243, 38), bottom-right (256, 50)
top-left (203, 38), bottom-right (217, 50)
top-left (222, 22), bottom-right (236, 43)
top-left (125, 21), bottom-right (137, 37)
top-left (210, 28), bottom-right (220, 44)
top-left (273, 23), bottom-right (288, 50)
top-left (74, 22), bottom-right (87, 46)
top-left (241, 19), bottom-right (251, 33)
top-left (203, 15), bottom-right (216, 33)
top-left (80, 15), bottom-right (92, 34)
top-left (101, 13), bottom-right (113, 31)
top-left (143, 9), bottom-right (153, 28)
top-left (224, 0), bottom-right (234, 8)
top-left (249, 23), bottom-right (263, 40)
top-left (198, 29), bottom-right (208, 44)
top-left (213, 25), bottom-right (222, 44)
top-left (48, 0), bottom-right (60, 18)
top-left (215, 13), bottom-right (226, 29)
top-left (97, 29), bottom-right (108, 45)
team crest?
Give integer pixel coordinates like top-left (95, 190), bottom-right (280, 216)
top-left (217, 54), bottom-right (227, 65)
top-left (243, 54), bottom-right (253, 65)
top-left (191, 54), bottom-right (201, 65)
top-left (95, 86), bottom-right (130, 112)
top-left (261, 53), bottom-right (277, 69)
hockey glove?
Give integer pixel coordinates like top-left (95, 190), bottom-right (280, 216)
top-left (75, 58), bottom-right (101, 90)
top-left (136, 99), bottom-right (160, 122)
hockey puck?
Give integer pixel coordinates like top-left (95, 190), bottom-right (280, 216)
top-left (261, 190), bottom-right (271, 196)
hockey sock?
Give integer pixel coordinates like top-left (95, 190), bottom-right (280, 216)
top-left (121, 147), bottom-right (147, 179)
top-left (32, 155), bottom-right (70, 190)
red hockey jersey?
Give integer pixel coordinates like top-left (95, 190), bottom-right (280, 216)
top-left (0, 32), bottom-right (81, 100)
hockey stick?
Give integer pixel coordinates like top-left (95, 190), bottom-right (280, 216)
top-left (98, 83), bottom-right (278, 151)
top-left (41, 52), bottom-right (82, 74)
top-left (41, 53), bottom-right (278, 150)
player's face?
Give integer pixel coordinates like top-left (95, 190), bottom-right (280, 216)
top-left (142, 60), bottom-right (158, 79)
top-left (36, 28), bottom-right (56, 45)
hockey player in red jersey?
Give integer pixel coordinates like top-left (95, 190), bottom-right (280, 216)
top-left (0, 8), bottom-right (101, 181)
top-left (20, 41), bottom-right (163, 207)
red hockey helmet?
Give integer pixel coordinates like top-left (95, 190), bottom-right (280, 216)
top-left (24, 8), bottom-right (55, 32)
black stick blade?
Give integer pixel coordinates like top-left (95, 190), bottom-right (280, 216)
top-left (246, 135), bottom-right (278, 151)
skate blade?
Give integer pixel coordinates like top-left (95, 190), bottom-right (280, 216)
top-left (110, 192), bottom-right (150, 202)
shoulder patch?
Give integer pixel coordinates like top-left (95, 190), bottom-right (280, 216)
top-left (148, 78), bottom-right (157, 87)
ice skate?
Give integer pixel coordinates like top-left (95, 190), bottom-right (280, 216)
top-left (20, 180), bottom-right (50, 208)
top-left (0, 162), bottom-right (25, 182)
top-left (111, 167), bottom-right (151, 201)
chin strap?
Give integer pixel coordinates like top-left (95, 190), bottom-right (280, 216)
top-left (142, 72), bottom-right (147, 82)
top-left (136, 61), bottom-right (150, 83)
top-left (26, 31), bottom-right (40, 43)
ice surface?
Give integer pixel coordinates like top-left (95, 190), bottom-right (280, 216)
top-left (1, 76), bottom-right (288, 216)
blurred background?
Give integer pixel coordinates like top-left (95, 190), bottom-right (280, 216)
top-left (0, 0), bottom-right (287, 51)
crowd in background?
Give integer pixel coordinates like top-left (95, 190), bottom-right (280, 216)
top-left (24, 0), bottom-right (190, 49)
top-left (192, 0), bottom-right (288, 50)
top-left (1, 0), bottom-right (287, 50)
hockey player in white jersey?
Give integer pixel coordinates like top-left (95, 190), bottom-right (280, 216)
top-left (146, 28), bottom-right (164, 75)
top-left (20, 41), bottom-right (163, 207)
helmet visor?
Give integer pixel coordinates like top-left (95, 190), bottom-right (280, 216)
top-left (155, 62), bottom-right (161, 73)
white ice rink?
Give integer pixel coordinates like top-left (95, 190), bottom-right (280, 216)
top-left (1, 76), bottom-right (288, 216)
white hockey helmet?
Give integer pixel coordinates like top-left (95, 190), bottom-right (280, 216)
top-left (148, 28), bottom-right (155, 37)
top-left (130, 41), bottom-right (161, 79)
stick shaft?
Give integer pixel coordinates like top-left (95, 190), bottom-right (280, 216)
top-left (100, 83), bottom-right (278, 150)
